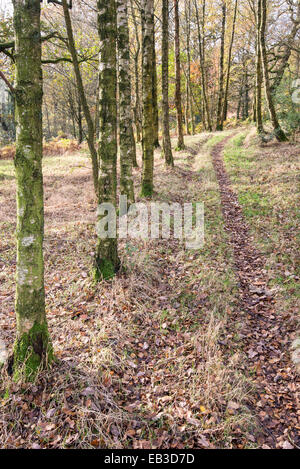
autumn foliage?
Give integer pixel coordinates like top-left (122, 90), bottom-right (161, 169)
top-left (0, 138), bottom-right (82, 160)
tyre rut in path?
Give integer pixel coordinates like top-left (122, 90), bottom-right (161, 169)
top-left (211, 138), bottom-right (299, 449)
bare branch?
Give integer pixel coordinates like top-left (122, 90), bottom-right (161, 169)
top-left (0, 71), bottom-right (15, 94)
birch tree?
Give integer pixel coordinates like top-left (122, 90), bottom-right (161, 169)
top-left (256, 0), bottom-right (264, 134)
top-left (162, 0), bottom-right (174, 166)
top-left (140, 0), bottom-right (155, 197)
top-left (194, 0), bottom-right (212, 131)
top-left (95, 0), bottom-right (120, 279)
top-left (174, 0), bottom-right (185, 149)
top-left (117, 0), bottom-right (135, 205)
top-left (130, 0), bottom-right (142, 145)
top-left (152, 31), bottom-right (160, 148)
top-left (222, 0), bottom-right (238, 123)
top-left (216, 1), bottom-right (226, 130)
top-left (185, 0), bottom-right (192, 135)
top-left (12, 0), bottom-right (52, 380)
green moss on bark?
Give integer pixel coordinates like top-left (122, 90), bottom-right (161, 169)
top-left (13, 321), bottom-right (53, 382)
top-left (117, 0), bottom-right (136, 205)
top-left (93, 258), bottom-right (116, 281)
top-left (174, 0), bottom-right (185, 150)
top-left (161, 0), bottom-right (174, 168)
top-left (140, 181), bottom-right (153, 198)
top-left (12, 0), bottom-right (52, 382)
top-left (141, 0), bottom-right (155, 199)
top-left (96, 0), bottom-right (120, 281)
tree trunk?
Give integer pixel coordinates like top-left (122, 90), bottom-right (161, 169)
top-left (174, 0), bottom-right (185, 149)
top-left (62, 0), bottom-right (99, 193)
top-left (95, 72), bottom-right (100, 140)
top-left (259, 0), bottom-right (288, 141)
top-left (243, 67), bottom-right (249, 120)
top-left (216, 1), bottom-right (226, 131)
top-left (194, 0), bottom-right (212, 131)
top-left (12, 0), bottom-right (52, 381)
top-left (77, 98), bottom-right (83, 144)
top-left (134, 53), bottom-right (142, 145)
top-left (162, 0), bottom-right (174, 167)
top-left (140, 0), bottom-right (155, 197)
top-left (45, 102), bottom-right (51, 139)
top-left (252, 92), bottom-right (257, 122)
top-left (152, 36), bottom-right (160, 148)
top-left (237, 86), bottom-right (242, 120)
top-left (130, 0), bottom-right (142, 146)
top-left (222, 0), bottom-right (238, 123)
top-left (190, 96), bottom-right (195, 134)
top-left (95, 0), bottom-right (120, 280)
top-left (255, 1), bottom-right (264, 135)
top-left (185, 0), bottom-right (191, 135)
top-left (117, 0), bottom-right (136, 205)
top-left (53, 98), bottom-right (58, 137)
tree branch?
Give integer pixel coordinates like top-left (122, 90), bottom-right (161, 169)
top-left (42, 53), bottom-right (97, 65)
top-left (0, 71), bottom-right (15, 94)
top-left (47, 0), bottom-right (72, 7)
top-left (0, 32), bottom-right (61, 58)
top-left (0, 42), bottom-right (14, 53)
top-left (42, 57), bottom-right (73, 64)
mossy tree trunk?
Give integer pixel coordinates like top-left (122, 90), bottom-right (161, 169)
top-left (222, 0), bottom-right (238, 123)
top-left (162, 0), bottom-right (174, 167)
top-left (152, 38), bottom-right (160, 149)
top-left (140, 0), bottom-right (155, 198)
top-left (95, 72), bottom-right (100, 138)
top-left (216, 1), bottom-right (226, 131)
top-left (117, 0), bottom-right (135, 205)
top-left (174, 0), bottom-right (185, 150)
top-left (252, 86), bottom-right (257, 122)
top-left (242, 65), bottom-right (249, 119)
top-left (130, 0), bottom-right (142, 147)
top-left (133, 52), bottom-right (142, 146)
top-left (259, 0), bottom-right (288, 142)
top-left (95, 0), bottom-right (120, 280)
top-left (255, 0), bottom-right (264, 135)
top-left (12, 0), bottom-right (52, 380)
top-left (185, 0), bottom-right (192, 136)
top-left (194, 0), bottom-right (212, 132)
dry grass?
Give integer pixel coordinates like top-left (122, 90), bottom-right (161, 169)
top-left (0, 132), bottom-right (256, 448)
top-left (0, 138), bottom-right (82, 161)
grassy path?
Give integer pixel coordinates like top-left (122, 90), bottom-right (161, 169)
top-left (211, 134), bottom-right (300, 449)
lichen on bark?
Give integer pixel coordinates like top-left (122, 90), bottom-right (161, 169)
top-left (140, 0), bottom-right (155, 198)
top-left (116, 0), bottom-right (135, 206)
top-left (12, 0), bottom-right (52, 381)
top-left (95, 0), bottom-right (120, 280)
top-left (161, 0), bottom-right (174, 167)
top-left (174, 0), bottom-right (185, 150)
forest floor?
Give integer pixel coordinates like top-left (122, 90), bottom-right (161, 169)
top-left (0, 126), bottom-right (299, 449)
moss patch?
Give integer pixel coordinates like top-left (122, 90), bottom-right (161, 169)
top-left (140, 182), bottom-right (153, 198)
top-left (13, 321), bottom-right (53, 382)
top-left (93, 258), bottom-right (116, 281)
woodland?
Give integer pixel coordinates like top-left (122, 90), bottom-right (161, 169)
top-left (0, 0), bottom-right (299, 450)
